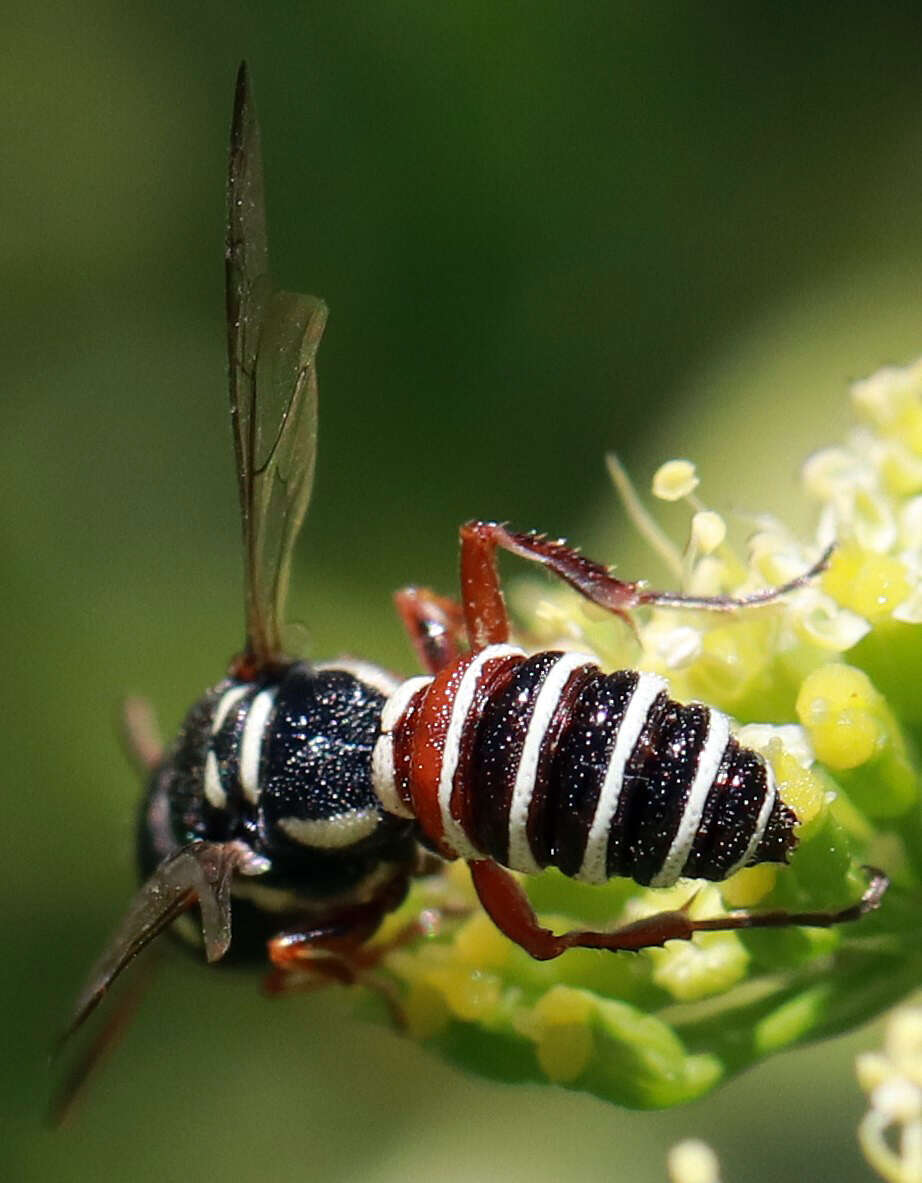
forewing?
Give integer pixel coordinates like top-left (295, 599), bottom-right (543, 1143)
top-left (226, 63), bottom-right (327, 669)
top-left (251, 289), bottom-right (327, 654)
top-left (49, 949), bottom-right (160, 1127)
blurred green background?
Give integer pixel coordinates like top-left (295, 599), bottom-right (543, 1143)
top-left (5, 3), bottom-right (922, 1180)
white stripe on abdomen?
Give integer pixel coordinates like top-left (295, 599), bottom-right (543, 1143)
top-left (505, 651), bottom-right (598, 875)
top-left (576, 672), bottom-right (668, 885)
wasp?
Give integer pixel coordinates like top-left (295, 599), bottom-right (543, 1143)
top-left (62, 65), bottom-right (886, 1062)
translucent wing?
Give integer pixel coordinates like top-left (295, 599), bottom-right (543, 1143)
top-left (226, 63), bottom-right (328, 673)
top-left (57, 842), bottom-right (240, 1050)
top-left (49, 949), bottom-right (161, 1127)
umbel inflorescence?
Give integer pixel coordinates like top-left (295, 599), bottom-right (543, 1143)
top-left (367, 359), bottom-right (922, 1109)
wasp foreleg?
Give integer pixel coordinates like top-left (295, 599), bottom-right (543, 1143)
top-left (394, 586), bottom-right (466, 673)
top-left (265, 908), bottom-right (435, 1028)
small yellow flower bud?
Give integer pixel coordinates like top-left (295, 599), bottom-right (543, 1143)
top-left (690, 510), bottom-right (726, 554)
top-left (530, 986), bottom-right (596, 1082)
top-left (900, 496), bottom-right (922, 549)
top-left (720, 863), bottom-right (778, 908)
top-left (653, 459), bottom-right (699, 501)
top-left (856, 1050), bottom-right (893, 1093)
top-left (871, 1077), bottom-right (922, 1123)
top-left (650, 932), bottom-right (748, 1001)
top-left (886, 1009), bottom-right (922, 1082)
top-left (802, 446), bottom-right (871, 500)
top-left (796, 665), bottom-right (884, 770)
top-left (823, 546), bottom-right (911, 622)
top-left (423, 965), bottom-right (502, 1022)
top-left (667, 1140), bottom-right (722, 1183)
top-left (453, 912), bottom-right (514, 969)
top-left (881, 439), bottom-right (922, 496)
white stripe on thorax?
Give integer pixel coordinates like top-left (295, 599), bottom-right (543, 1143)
top-left (438, 644), bottom-right (524, 859)
top-left (204, 751), bottom-right (226, 809)
top-left (239, 686), bottom-right (278, 803)
top-left (649, 709), bottom-right (731, 888)
top-left (371, 674), bottom-right (433, 819)
top-left (506, 652), bottom-right (598, 874)
top-left (576, 672), bottom-right (668, 885)
top-left (723, 758), bottom-right (777, 878)
top-left (204, 684), bottom-right (252, 810)
top-left (211, 683), bottom-right (251, 734)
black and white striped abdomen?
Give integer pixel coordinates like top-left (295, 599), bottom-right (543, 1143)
top-left (371, 646), bottom-right (797, 889)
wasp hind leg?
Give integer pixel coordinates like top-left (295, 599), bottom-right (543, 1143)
top-left (458, 520), bottom-right (832, 650)
top-left (468, 860), bottom-right (888, 959)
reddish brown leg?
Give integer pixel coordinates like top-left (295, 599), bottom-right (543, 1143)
top-left (459, 520), bottom-right (832, 650)
top-left (265, 904), bottom-right (443, 986)
top-left (394, 586), bottom-right (466, 673)
top-left (264, 910), bottom-right (442, 1028)
top-left (265, 915), bottom-right (380, 985)
top-left (468, 860), bottom-right (887, 960)
top-left (264, 931), bottom-right (364, 995)
top-left (120, 696), bottom-right (163, 774)
top-left (265, 938), bottom-right (407, 1028)
top-left (264, 873), bottom-right (413, 987)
